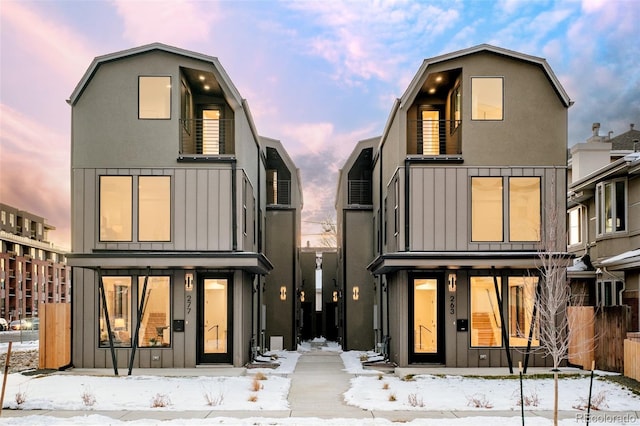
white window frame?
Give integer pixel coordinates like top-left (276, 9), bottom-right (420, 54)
top-left (596, 280), bottom-right (624, 306)
top-left (568, 205), bottom-right (584, 246)
top-left (595, 178), bottom-right (627, 236)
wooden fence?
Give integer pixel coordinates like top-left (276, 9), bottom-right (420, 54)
top-left (38, 303), bottom-right (71, 369)
top-left (625, 333), bottom-right (640, 382)
top-left (568, 306), bottom-right (595, 369)
top-left (568, 305), bottom-right (630, 373)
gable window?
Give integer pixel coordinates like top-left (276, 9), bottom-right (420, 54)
top-left (139, 76), bottom-right (171, 119)
top-left (471, 77), bottom-right (503, 120)
top-left (568, 206), bottom-right (583, 246)
top-left (596, 179), bottom-right (626, 235)
top-left (138, 176), bottom-right (171, 242)
top-left (509, 177), bottom-right (540, 241)
top-left (471, 177), bottom-right (503, 241)
top-left (100, 176), bottom-right (133, 242)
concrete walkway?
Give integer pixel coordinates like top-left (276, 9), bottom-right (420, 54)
top-left (1, 344), bottom-right (639, 423)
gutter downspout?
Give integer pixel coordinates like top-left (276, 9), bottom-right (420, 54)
top-left (232, 160), bottom-right (237, 251)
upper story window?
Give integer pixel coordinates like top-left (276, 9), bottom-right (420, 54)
top-left (449, 85), bottom-right (461, 132)
top-left (509, 177), bottom-right (540, 241)
top-left (596, 179), bottom-right (627, 236)
top-left (568, 206), bottom-right (584, 246)
top-left (471, 177), bottom-right (503, 241)
top-left (471, 177), bottom-right (541, 242)
top-left (100, 176), bottom-right (133, 242)
top-left (138, 176), bottom-right (171, 242)
top-left (1, 211), bottom-right (5, 225)
top-left (471, 77), bottom-right (503, 120)
top-left (139, 76), bottom-right (171, 119)
top-left (100, 175), bottom-right (171, 243)
top-left (9, 213), bottom-right (14, 227)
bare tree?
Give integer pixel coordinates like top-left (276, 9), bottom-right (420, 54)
top-left (535, 176), bottom-right (571, 426)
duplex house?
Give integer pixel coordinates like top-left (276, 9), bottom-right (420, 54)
top-left (567, 124), bottom-right (640, 371)
top-left (366, 44), bottom-right (571, 367)
top-left (67, 43), bottom-right (275, 369)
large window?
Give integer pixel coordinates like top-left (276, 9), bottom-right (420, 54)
top-left (568, 206), bottom-right (583, 246)
top-left (509, 177), bottom-right (540, 241)
top-left (139, 76), bottom-right (171, 119)
top-left (471, 177), bottom-right (503, 241)
top-left (100, 176), bottom-right (133, 241)
top-left (471, 77), bottom-right (503, 120)
top-left (470, 276), bottom-right (502, 347)
top-left (138, 277), bottom-right (171, 347)
top-left (596, 179), bottom-right (626, 235)
top-left (508, 276), bottom-right (539, 347)
top-left (450, 85), bottom-right (461, 131)
top-left (596, 280), bottom-right (624, 306)
top-left (138, 176), bottom-right (171, 241)
top-left (99, 277), bottom-right (132, 347)
top-left (100, 176), bottom-right (171, 243)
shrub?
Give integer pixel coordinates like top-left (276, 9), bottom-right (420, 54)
top-left (408, 393), bottom-right (424, 407)
top-left (254, 371), bottom-right (268, 381)
top-left (150, 393), bottom-right (171, 408)
top-left (248, 394), bottom-right (258, 402)
top-left (466, 393), bottom-right (493, 409)
top-left (81, 386), bottom-right (97, 407)
top-left (573, 391), bottom-right (609, 411)
top-left (388, 393), bottom-right (397, 402)
top-left (15, 391), bottom-right (26, 406)
top-left (251, 378), bottom-right (263, 392)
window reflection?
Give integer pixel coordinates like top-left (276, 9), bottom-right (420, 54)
top-left (508, 276), bottom-right (539, 346)
top-left (414, 279), bottom-right (438, 353)
top-left (100, 277), bottom-right (132, 347)
top-left (470, 276), bottom-right (502, 347)
top-left (138, 277), bottom-right (171, 347)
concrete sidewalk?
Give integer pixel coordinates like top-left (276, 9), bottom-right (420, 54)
top-left (1, 344), bottom-right (638, 423)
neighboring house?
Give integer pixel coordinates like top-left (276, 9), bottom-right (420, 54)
top-left (66, 43), bottom-right (279, 369)
top-left (335, 138), bottom-right (377, 350)
top-left (366, 44), bottom-right (571, 367)
top-left (262, 137), bottom-right (303, 351)
top-left (567, 123), bottom-right (640, 341)
top-left (0, 203), bottom-right (70, 323)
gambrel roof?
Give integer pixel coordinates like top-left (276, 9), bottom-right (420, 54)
top-left (400, 43), bottom-right (572, 110)
top-left (67, 42), bottom-right (244, 109)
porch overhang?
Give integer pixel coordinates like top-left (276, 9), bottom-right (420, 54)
top-left (67, 251), bottom-right (273, 275)
top-left (367, 251), bottom-right (570, 275)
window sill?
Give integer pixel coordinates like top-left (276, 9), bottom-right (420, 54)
top-left (406, 155), bottom-right (463, 164)
top-left (177, 154), bottom-right (236, 163)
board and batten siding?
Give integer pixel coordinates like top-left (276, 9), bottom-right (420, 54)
top-left (407, 166), bottom-right (566, 252)
top-left (72, 167), bottom-right (235, 252)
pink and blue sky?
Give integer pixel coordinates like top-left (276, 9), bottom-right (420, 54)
top-left (1, 0), bottom-right (639, 250)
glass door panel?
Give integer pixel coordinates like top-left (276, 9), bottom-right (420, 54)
top-left (198, 276), bottom-right (232, 363)
top-left (421, 110), bottom-right (440, 155)
top-left (409, 275), bottom-right (445, 363)
top-left (414, 278), bottom-right (438, 353)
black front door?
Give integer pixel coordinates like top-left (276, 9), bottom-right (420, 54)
top-left (409, 274), bottom-right (445, 363)
top-left (197, 275), bottom-right (233, 364)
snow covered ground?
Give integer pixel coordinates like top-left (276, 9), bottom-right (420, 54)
top-left (1, 339), bottom-right (638, 425)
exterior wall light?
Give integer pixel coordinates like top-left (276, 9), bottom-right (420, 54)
top-left (448, 272), bottom-right (457, 293)
top-left (352, 286), bottom-right (359, 301)
top-left (280, 286), bottom-right (287, 301)
top-left (185, 272), bottom-right (194, 292)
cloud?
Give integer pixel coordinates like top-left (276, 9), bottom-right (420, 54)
top-left (0, 1), bottom-right (95, 87)
top-left (287, 1), bottom-right (460, 85)
top-left (0, 105), bottom-right (70, 249)
top-left (113, 0), bottom-right (219, 46)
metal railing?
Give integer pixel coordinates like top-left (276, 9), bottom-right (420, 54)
top-left (268, 180), bottom-right (291, 205)
top-left (348, 179), bottom-right (372, 205)
top-left (180, 118), bottom-right (234, 155)
top-left (408, 119), bottom-right (461, 156)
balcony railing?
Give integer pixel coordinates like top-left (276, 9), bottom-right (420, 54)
top-left (348, 180), bottom-right (372, 205)
top-left (268, 180), bottom-right (291, 205)
top-left (180, 118), bottom-right (234, 156)
top-left (408, 119), bottom-right (462, 156)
